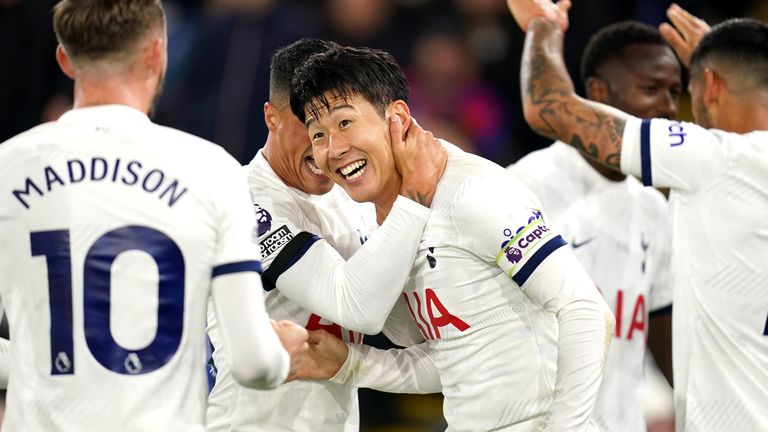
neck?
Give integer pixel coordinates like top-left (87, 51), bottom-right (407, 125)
top-left (72, 71), bottom-right (154, 114)
top-left (374, 175), bottom-right (402, 225)
top-left (719, 95), bottom-right (768, 133)
top-left (262, 134), bottom-right (302, 190)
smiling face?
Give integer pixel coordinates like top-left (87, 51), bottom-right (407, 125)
top-left (306, 92), bottom-right (401, 208)
top-left (265, 100), bottom-right (333, 196)
top-left (599, 44), bottom-right (682, 119)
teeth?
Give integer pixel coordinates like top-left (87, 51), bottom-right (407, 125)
top-left (346, 165), bottom-right (366, 180)
top-left (306, 159), bottom-right (325, 176)
top-left (339, 160), bottom-right (365, 176)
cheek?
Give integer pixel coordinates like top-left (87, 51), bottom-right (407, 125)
top-left (311, 145), bottom-right (330, 170)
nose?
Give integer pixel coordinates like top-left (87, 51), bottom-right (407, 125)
top-left (658, 91), bottom-right (679, 119)
top-left (328, 132), bottom-right (350, 160)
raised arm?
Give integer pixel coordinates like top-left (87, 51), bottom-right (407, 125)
top-left (508, 0), bottom-right (631, 171)
top-left (659, 3), bottom-right (710, 68)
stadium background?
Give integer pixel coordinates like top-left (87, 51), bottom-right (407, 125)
top-left (1, 0), bottom-right (766, 430)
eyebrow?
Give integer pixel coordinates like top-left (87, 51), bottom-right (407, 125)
top-left (305, 104), bottom-right (355, 128)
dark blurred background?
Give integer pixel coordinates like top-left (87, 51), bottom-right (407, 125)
top-left (2, 0), bottom-right (766, 431)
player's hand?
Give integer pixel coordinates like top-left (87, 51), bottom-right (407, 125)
top-left (659, 3), bottom-right (710, 68)
top-left (286, 329), bottom-right (349, 382)
top-left (390, 115), bottom-right (446, 208)
top-left (505, 0), bottom-right (571, 32)
top-left (271, 320), bottom-right (309, 381)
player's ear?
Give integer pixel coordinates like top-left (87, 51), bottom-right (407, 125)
top-left (389, 100), bottom-right (412, 132)
top-left (144, 36), bottom-right (164, 78)
top-left (585, 77), bottom-right (610, 104)
top-left (56, 45), bottom-right (76, 79)
top-left (264, 102), bottom-right (280, 132)
top-left (702, 68), bottom-right (721, 107)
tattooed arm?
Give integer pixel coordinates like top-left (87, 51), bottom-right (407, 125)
top-left (520, 16), bottom-right (631, 171)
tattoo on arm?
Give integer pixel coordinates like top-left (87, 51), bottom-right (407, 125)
top-left (523, 20), bottom-right (628, 170)
top-left (404, 190), bottom-right (430, 207)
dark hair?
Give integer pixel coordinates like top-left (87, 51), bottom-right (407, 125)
top-left (270, 38), bottom-right (338, 104)
top-left (580, 20), bottom-right (667, 85)
top-left (690, 18), bottom-right (768, 88)
top-left (53, 0), bottom-right (165, 64)
top-left (289, 45), bottom-right (410, 124)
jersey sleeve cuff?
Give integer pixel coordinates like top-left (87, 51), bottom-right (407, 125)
top-left (329, 343), bottom-right (361, 385)
top-left (211, 260), bottom-right (262, 278)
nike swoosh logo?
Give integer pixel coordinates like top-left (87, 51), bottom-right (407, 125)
top-left (571, 237), bottom-right (595, 249)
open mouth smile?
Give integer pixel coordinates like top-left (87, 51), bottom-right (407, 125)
top-left (305, 156), bottom-right (327, 177)
top-left (338, 160), bottom-right (367, 181)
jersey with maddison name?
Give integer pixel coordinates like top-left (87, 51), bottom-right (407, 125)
top-left (511, 141), bottom-right (671, 432)
top-left (621, 117), bottom-right (768, 431)
top-left (206, 150), bottom-right (373, 432)
top-left (401, 149), bottom-right (580, 431)
top-left (0, 105), bottom-right (264, 432)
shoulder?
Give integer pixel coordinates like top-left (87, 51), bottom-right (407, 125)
top-left (0, 122), bottom-right (59, 158)
top-left (509, 142), bottom-right (578, 196)
top-left (442, 152), bottom-right (543, 218)
top-left (153, 124), bottom-right (238, 167)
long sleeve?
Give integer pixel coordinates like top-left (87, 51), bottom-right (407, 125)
top-left (521, 247), bottom-right (614, 431)
top-left (330, 342), bottom-right (441, 394)
top-left (211, 272), bottom-right (289, 388)
top-left (266, 196), bottom-right (430, 334)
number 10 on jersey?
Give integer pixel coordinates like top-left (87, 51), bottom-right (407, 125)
top-left (31, 227), bottom-right (184, 376)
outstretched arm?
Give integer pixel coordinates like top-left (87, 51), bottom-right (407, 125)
top-left (291, 330), bottom-right (441, 394)
top-left (509, 0), bottom-right (631, 171)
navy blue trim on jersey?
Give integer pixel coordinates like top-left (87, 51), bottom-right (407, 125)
top-left (212, 260), bottom-right (263, 278)
top-left (640, 119), bottom-right (653, 186)
top-left (512, 235), bottom-right (567, 286)
top-left (649, 304), bottom-right (672, 317)
top-left (262, 232), bottom-right (320, 292)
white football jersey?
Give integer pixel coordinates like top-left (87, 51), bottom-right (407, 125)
top-left (206, 151), bottom-right (374, 432)
top-left (400, 149), bottom-right (610, 431)
top-left (511, 142), bottom-right (672, 432)
top-left (621, 117), bottom-right (768, 431)
top-left (0, 105), bottom-right (266, 431)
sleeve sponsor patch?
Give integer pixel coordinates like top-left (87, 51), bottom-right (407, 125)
top-left (495, 210), bottom-right (558, 279)
top-left (259, 225), bottom-right (293, 259)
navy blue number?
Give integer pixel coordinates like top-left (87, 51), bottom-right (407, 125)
top-left (32, 226), bottom-right (185, 376)
top-left (764, 313), bottom-right (768, 336)
top-left (31, 230), bottom-right (75, 375)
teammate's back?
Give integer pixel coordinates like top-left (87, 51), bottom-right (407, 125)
top-left (0, 1), bottom-right (303, 430)
top-left (0, 107), bottom-right (250, 430)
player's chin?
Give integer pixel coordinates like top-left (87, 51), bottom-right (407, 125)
top-left (341, 182), bottom-right (375, 204)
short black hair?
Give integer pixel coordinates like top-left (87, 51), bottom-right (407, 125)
top-left (270, 38), bottom-right (338, 104)
top-left (689, 18), bottom-right (768, 88)
top-left (289, 45), bottom-right (410, 124)
top-left (580, 20), bottom-right (667, 86)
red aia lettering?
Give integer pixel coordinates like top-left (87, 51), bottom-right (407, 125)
top-left (425, 289), bottom-right (469, 338)
top-left (626, 294), bottom-right (646, 340)
top-left (403, 289), bottom-right (470, 340)
top-left (305, 314), bottom-right (343, 340)
top-left (612, 290), bottom-right (646, 340)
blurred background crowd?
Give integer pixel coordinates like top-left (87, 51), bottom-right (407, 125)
top-left (2, 0), bottom-right (766, 431)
